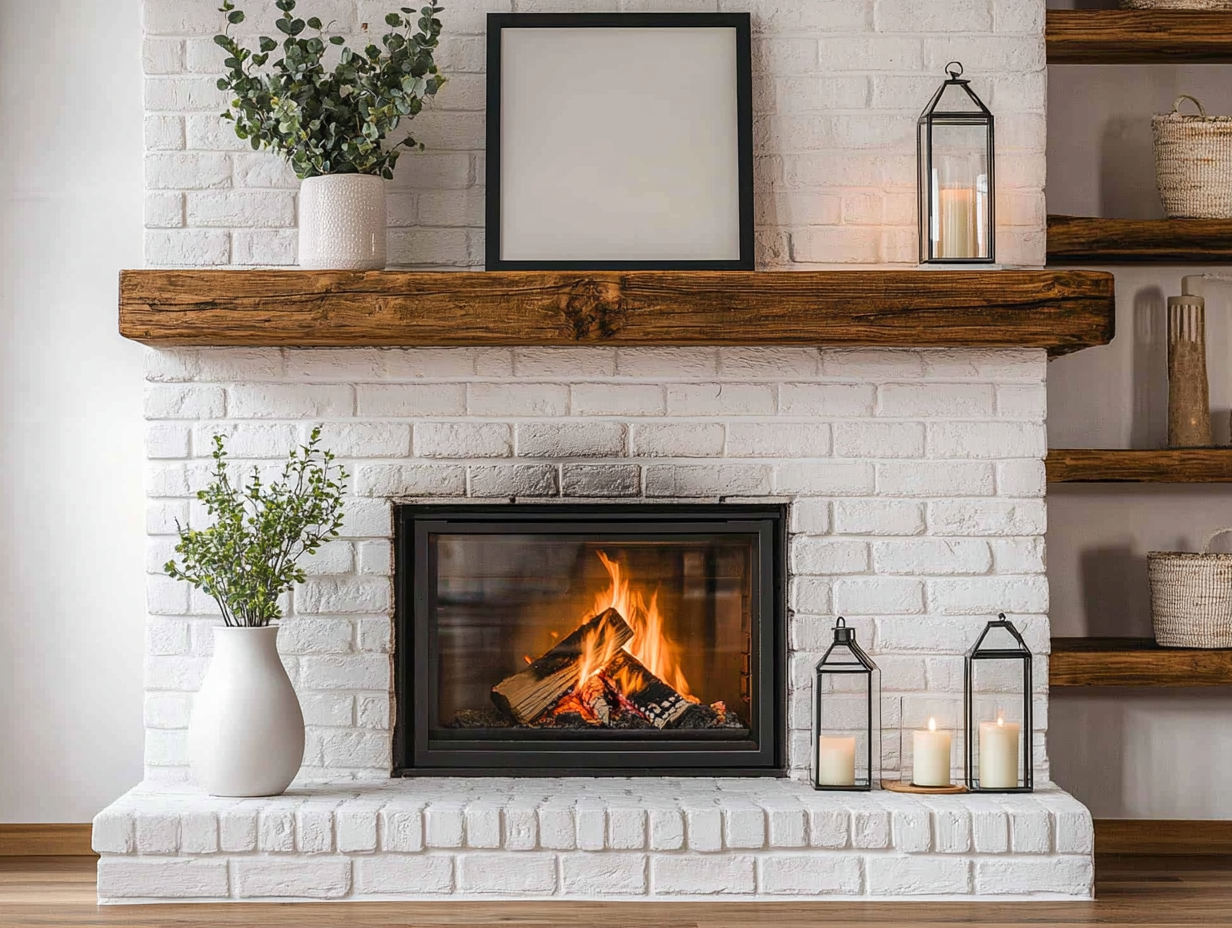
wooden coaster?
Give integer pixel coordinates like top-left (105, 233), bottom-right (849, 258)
top-left (881, 779), bottom-right (968, 795)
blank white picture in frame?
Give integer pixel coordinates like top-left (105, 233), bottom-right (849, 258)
top-left (486, 14), bottom-right (754, 269)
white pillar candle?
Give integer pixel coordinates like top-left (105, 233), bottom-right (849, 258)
top-left (937, 186), bottom-right (977, 259)
top-left (912, 717), bottom-right (951, 788)
top-left (817, 735), bottom-right (856, 787)
top-left (979, 716), bottom-right (1021, 789)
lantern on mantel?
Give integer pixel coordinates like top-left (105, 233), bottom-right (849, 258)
top-left (812, 618), bottom-right (880, 791)
top-left (918, 61), bottom-right (996, 265)
top-left (964, 614), bottom-right (1033, 793)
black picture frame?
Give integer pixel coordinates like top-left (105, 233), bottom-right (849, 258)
top-left (485, 12), bottom-right (755, 271)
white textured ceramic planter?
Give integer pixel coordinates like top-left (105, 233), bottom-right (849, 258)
top-left (298, 173), bottom-right (387, 270)
top-left (188, 625), bottom-right (305, 798)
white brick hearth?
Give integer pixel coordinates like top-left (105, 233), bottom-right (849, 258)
top-left (94, 779), bottom-right (1092, 901)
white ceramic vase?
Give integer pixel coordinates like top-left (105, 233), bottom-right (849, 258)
top-left (188, 625), bottom-right (305, 798)
top-left (298, 173), bottom-right (387, 270)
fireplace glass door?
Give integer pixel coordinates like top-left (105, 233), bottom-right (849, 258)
top-left (396, 505), bottom-right (783, 774)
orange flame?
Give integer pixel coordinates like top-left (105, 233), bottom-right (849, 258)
top-left (582, 551), bottom-right (694, 699)
top-left (574, 612), bottom-right (628, 686)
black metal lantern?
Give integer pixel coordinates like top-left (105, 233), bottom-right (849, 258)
top-left (964, 614), bottom-right (1033, 793)
top-left (812, 618), bottom-right (879, 791)
top-left (918, 61), bottom-right (995, 265)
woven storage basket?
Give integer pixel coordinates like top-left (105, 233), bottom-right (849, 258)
top-left (1122, 0), bottom-right (1232, 8)
top-left (1148, 529), bottom-right (1232, 648)
top-left (1153, 95), bottom-right (1232, 219)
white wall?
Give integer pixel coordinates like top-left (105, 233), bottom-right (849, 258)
top-left (0, 0), bottom-right (146, 821)
top-left (1046, 59), bottom-right (1232, 818)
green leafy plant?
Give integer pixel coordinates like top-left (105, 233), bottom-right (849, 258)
top-left (165, 428), bottom-right (348, 628)
top-left (214, 0), bottom-right (446, 179)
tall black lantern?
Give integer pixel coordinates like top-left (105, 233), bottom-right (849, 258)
top-left (918, 61), bottom-right (995, 265)
top-left (812, 618), bottom-right (879, 791)
top-left (964, 615), bottom-right (1033, 793)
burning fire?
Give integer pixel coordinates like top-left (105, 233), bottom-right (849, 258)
top-left (485, 548), bottom-right (736, 731)
top-left (577, 551), bottom-right (696, 699)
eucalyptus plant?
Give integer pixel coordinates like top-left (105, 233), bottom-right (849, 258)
top-left (214, 0), bottom-right (446, 179)
top-left (165, 428), bottom-right (347, 628)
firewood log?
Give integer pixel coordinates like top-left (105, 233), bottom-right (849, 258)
top-left (577, 675), bottom-right (611, 725)
top-left (600, 649), bottom-right (693, 729)
top-left (491, 608), bottom-right (632, 724)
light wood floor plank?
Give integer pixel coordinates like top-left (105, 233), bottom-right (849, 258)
top-left (0, 825), bottom-right (94, 857)
top-left (3, 856), bottom-right (1232, 926)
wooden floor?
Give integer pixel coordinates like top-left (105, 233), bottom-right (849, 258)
top-left (3, 855), bottom-right (1232, 926)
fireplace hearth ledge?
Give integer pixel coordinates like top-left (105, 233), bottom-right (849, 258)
top-left (92, 778), bottom-right (1093, 903)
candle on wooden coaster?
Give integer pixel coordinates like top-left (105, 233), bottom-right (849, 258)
top-left (912, 717), bottom-right (952, 788)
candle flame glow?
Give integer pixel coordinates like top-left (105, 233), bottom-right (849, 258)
top-left (997, 714), bottom-right (1004, 727)
top-left (927, 717), bottom-right (936, 732)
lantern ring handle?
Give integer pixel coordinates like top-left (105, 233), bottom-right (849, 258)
top-left (945, 60), bottom-right (964, 79)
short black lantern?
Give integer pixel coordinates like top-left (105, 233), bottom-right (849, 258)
top-left (964, 614), bottom-right (1033, 793)
top-left (812, 618), bottom-right (879, 791)
top-left (918, 61), bottom-right (995, 265)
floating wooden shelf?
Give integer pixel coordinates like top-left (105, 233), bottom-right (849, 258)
top-left (1051, 638), bottom-right (1232, 687)
top-left (1047, 10), bottom-right (1232, 63)
top-left (118, 269), bottom-right (1115, 353)
top-left (1046, 449), bottom-right (1232, 484)
top-left (1047, 215), bottom-right (1232, 264)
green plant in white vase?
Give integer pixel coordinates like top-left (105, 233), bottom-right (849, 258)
top-left (214, 0), bottom-right (446, 270)
top-left (165, 428), bottom-right (347, 797)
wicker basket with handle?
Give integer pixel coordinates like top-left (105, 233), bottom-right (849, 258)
top-left (1148, 528), bottom-right (1232, 648)
top-left (1122, 0), bottom-right (1232, 8)
top-left (1152, 95), bottom-right (1232, 219)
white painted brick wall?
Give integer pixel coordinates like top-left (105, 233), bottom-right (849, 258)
top-left (140, 0), bottom-right (1046, 268)
top-left (139, 345), bottom-right (1053, 787)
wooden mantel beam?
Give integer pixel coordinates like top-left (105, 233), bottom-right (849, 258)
top-left (118, 269), bottom-right (1115, 355)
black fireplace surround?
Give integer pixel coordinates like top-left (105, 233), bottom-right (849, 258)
top-left (393, 504), bottom-right (786, 776)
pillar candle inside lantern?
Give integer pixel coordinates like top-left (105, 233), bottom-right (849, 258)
top-left (937, 186), bottom-right (977, 258)
top-left (978, 715), bottom-right (1020, 789)
top-left (817, 735), bottom-right (856, 786)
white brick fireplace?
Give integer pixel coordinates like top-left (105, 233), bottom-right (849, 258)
top-left (93, 344), bottom-right (1093, 901)
top-left (92, 0), bottom-right (1096, 906)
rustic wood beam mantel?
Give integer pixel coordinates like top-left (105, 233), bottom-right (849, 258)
top-left (118, 269), bottom-right (1115, 355)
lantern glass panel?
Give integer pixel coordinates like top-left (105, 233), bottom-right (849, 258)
top-left (812, 620), bottom-right (879, 791)
top-left (965, 618), bottom-right (1032, 793)
top-left (927, 122), bottom-right (991, 261)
